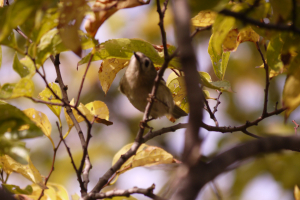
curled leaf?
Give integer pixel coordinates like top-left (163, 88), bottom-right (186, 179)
top-left (191, 10), bottom-right (216, 27)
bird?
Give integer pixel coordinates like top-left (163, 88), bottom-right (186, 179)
top-left (119, 52), bottom-right (187, 121)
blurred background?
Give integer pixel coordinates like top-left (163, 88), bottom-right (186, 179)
top-left (1, 1), bottom-right (300, 199)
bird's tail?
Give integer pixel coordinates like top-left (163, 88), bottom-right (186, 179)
top-left (171, 105), bottom-right (188, 119)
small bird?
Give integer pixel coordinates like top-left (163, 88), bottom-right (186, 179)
top-left (119, 52), bottom-right (187, 120)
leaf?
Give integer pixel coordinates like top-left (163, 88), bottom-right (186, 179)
top-left (191, 10), bottom-right (216, 27)
top-left (85, 0), bottom-right (150, 37)
top-left (211, 14), bottom-right (235, 55)
top-left (0, 0), bottom-right (3, 7)
top-left (64, 99), bottom-right (112, 129)
top-left (99, 58), bottom-right (129, 94)
top-left (58, 0), bottom-right (88, 57)
top-left (78, 39), bottom-right (180, 69)
top-left (0, 101), bottom-right (43, 139)
top-left (295, 185), bottom-right (300, 200)
top-left (2, 184), bottom-right (33, 195)
top-left (38, 83), bottom-right (62, 119)
top-left (0, 155), bottom-right (47, 189)
top-left (282, 54), bottom-right (300, 119)
top-left (19, 56), bottom-right (37, 78)
top-left (13, 53), bottom-right (34, 78)
top-left (112, 143), bottom-right (178, 177)
top-left (222, 27), bottom-right (260, 52)
top-left (71, 193), bottom-right (80, 200)
top-left (266, 33), bottom-right (284, 72)
top-left (0, 78), bottom-right (34, 99)
top-left (208, 34), bottom-right (231, 80)
top-left (21, 108), bottom-right (54, 148)
top-left (0, 31), bottom-right (18, 50)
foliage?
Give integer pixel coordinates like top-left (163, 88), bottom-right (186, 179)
top-left (0, 0), bottom-right (300, 200)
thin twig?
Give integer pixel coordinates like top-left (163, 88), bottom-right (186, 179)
top-left (37, 124), bottom-right (63, 200)
top-left (256, 42), bottom-right (270, 117)
top-left (58, 122), bottom-right (85, 193)
top-left (292, 120), bottom-right (299, 135)
top-left (203, 96), bottom-right (219, 127)
top-left (242, 129), bottom-right (262, 139)
top-left (75, 53), bottom-right (94, 107)
top-left (219, 9), bottom-right (300, 34)
top-left (27, 97), bottom-right (64, 106)
top-left (210, 181), bottom-right (222, 200)
top-left (212, 91), bottom-right (222, 114)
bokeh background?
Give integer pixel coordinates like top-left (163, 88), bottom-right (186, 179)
top-left (1, 1), bottom-right (300, 199)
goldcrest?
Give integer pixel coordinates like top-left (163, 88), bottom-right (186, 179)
top-left (119, 52), bottom-right (187, 120)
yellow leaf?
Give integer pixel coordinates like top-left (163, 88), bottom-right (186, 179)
top-left (295, 185), bottom-right (300, 200)
top-left (223, 27), bottom-right (260, 52)
top-left (191, 10), bottom-right (216, 27)
top-left (38, 83), bottom-right (62, 120)
top-left (0, 155), bottom-right (47, 189)
top-left (20, 108), bottom-right (54, 148)
top-left (64, 99), bottom-right (112, 129)
top-left (85, 0), bottom-right (150, 36)
top-left (99, 58), bottom-right (129, 94)
top-left (71, 193), bottom-right (80, 200)
top-left (10, 78), bottom-right (34, 98)
top-left (112, 143), bottom-right (177, 177)
top-left (0, 0), bottom-right (3, 7)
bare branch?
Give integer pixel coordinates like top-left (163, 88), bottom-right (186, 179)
top-left (89, 184), bottom-right (166, 200)
top-left (212, 91), bottom-right (222, 115)
top-left (203, 96), bottom-right (219, 127)
top-left (256, 42), bottom-right (270, 117)
top-left (292, 120), bottom-right (299, 135)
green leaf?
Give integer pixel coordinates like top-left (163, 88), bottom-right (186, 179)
top-left (208, 34), bottom-right (231, 80)
top-left (0, 101), bottom-right (44, 139)
top-left (266, 34), bottom-right (284, 72)
top-left (200, 72), bottom-right (232, 92)
top-left (78, 38), bottom-right (180, 69)
top-left (211, 15), bottom-right (235, 55)
top-left (13, 54), bottom-right (32, 78)
top-left (19, 56), bottom-right (36, 78)
top-left (2, 184), bottom-right (33, 195)
top-left (0, 31), bottom-right (18, 50)
top-left (0, 78), bottom-right (34, 99)
top-left (0, 135), bottom-right (29, 164)
top-left (283, 54), bottom-right (300, 119)
top-left (38, 83), bottom-right (62, 119)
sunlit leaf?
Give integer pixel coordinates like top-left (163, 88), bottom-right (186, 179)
top-left (208, 34), bottom-right (231, 80)
top-left (38, 83), bottom-right (62, 120)
top-left (191, 10), bottom-right (216, 27)
top-left (112, 143), bottom-right (178, 178)
top-left (0, 101), bottom-right (43, 139)
top-left (85, 0), bottom-right (150, 37)
top-left (71, 193), bottom-right (80, 200)
top-left (0, 78), bottom-right (34, 99)
top-left (2, 184), bottom-right (33, 195)
top-left (99, 58), bottom-right (129, 94)
top-left (20, 108), bottom-right (54, 148)
top-left (64, 99), bottom-right (112, 129)
top-left (18, 183), bottom-right (65, 200)
top-left (283, 54), bottom-right (300, 119)
top-left (78, 39), bottom-right (180, 69)
top-left (0, 155), bottom-right (46, 189)
top-left (0, 0), bottom-right (3, 7)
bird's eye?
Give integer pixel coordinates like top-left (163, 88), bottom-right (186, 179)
top-left (144, 60), bottom-right (150, 68)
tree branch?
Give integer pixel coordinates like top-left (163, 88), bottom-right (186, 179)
top-left (89, 184), bottom-right (166, 200)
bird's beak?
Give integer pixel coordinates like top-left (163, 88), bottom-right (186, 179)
top-left (133, 52), bottom-right (141, 63)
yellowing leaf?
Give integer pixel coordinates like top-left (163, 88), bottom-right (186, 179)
top-left (0, 155), bottom-right (46, 189)
top-left (99, 58), bottom-right (129, 94)
top-left (283, 54), bottom-right (300, 119)
top-left (20, 108), bottom-right (54, 148)
top-left (223, 27), bottom-right (260, 52)
top-left (64, 99), bottom-right (112, 129)
top-left (71, 193), bottom-right (80, 200)
top-left (85, 0), bottom-right (150, 37)
top-left (0, 0), bottom-right (3, 7)
top-left (38, 83), bottom-right (62, 120)
top-left (191, 10), bottom-right (216, 27)
top-left (112, 143), bottom-right (177, 177)
top-left (295, 185), bottom-right (300, 200)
